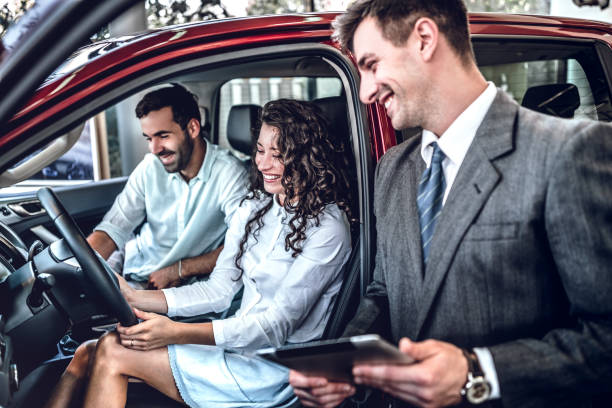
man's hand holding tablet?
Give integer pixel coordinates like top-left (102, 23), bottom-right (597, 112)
top-left (258, 334), bottom-right (414, 408)
top-left (256, 334), bottom-right (414, 381)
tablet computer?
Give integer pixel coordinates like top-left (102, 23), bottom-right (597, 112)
top-left (255, 334), bottom-right (413, 381)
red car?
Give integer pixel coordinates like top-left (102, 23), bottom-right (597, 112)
top-left (0, 4), bottom-right (611, 407)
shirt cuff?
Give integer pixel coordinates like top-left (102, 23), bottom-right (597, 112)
top-left (211, 319), bottom-right (226, 346)
top-left (161, 288), bottom-right (178, 317)
top-left (473, 347), bottom-right (501, 399)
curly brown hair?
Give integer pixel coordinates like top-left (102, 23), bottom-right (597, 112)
top-left (234, 99), bottom-right (354, 276)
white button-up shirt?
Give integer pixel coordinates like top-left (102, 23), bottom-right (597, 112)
top-left (420, 82), bottom-right (497, 204)
top-left (163, 195), bottom-right (352, 351)
top-left (95, 140), bottom-right (247, 281)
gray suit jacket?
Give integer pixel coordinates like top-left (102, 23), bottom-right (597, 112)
top-left (346, 91), bottom-right (612, 407)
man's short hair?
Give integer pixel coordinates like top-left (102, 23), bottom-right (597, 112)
top-left (135, 84), bottom-right (201, 130)
top-left (333, 0), bottom-right (474, 65)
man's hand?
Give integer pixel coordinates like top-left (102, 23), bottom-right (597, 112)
top-left (117, 308), bottom-right (177, 350)
top-left (353, 338), bottom-right (467, 408)
top-left (148, 263), bottom-right (180, 289)
top-left (289, 370), bottom-right (355, 408)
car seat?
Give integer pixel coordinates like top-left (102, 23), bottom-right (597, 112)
top-left (521, 83), bottom-right (580, 118)
top-left (227, 104), bottom-right (261, 156)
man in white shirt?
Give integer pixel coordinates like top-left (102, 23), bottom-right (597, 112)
top-left (88, 84), bottom-right (247, 289)
top-left (290, 1), bottom-right (612, 407)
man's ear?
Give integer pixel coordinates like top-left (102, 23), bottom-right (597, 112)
top-left (413, 17), bottom-right (438, 62)
top-left (187, 118), bottom-right (201, 139)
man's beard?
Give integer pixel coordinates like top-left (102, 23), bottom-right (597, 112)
top-left (157, 130), bottom-right (194, 173)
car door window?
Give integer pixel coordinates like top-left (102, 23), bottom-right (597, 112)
top-left (477, 39), bottom-right (612, 121)
top-left (397, 39), bottom-right (612, 143)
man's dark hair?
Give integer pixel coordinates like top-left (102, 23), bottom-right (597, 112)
top-left (135, 83), bottom-right (201, 129)
top-left (333, 0), bottom-right (474, 65)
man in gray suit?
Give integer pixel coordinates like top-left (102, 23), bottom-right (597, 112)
top-left (290, 0), bottom-right (612, 407)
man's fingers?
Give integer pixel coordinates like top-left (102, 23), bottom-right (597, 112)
top-left (289, 371), bottom-right (354, 408)
top-left (310, 383), bottom-right (354, 398)
top-left (353, 363), bottom-right (418, 383)
top-left (292, 386), bottom-right (353, 408)
top-left (289, 370), bottom-right (328, 388)
top-left (399, 338), bottom-right (438, 361)
top-left (353, 363), bottom-right (435, 386)
top-left (294, 392), bottom-right (348, 408)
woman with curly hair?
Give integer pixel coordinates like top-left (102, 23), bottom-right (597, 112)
top-left (46, 99), bottom-right (353, 408)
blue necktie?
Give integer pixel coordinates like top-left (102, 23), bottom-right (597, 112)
top-left (417, 142), bottom-right (446, 265)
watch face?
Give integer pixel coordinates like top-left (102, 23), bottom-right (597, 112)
top-left (466, 377), bottom-right (491, 404)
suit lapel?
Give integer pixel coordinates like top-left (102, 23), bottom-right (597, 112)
top-left (412, 91), bottom-right (519, 339)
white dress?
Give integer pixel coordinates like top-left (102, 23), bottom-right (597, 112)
top-left (161, 195), bottom-right (351, 408)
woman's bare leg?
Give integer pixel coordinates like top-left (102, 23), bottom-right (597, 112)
top-left (44, 340), bottom-right (97, 408)
top-left (83, 331), bottom-right (184, 408)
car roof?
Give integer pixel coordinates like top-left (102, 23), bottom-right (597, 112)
top-left (41, 12), bottom-right (612, 84)
top-left (2, 11), bottom-right (612, 148)
top-left (25, 11), bottom-right (612, 103)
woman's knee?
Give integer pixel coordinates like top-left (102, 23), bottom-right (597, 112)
top-left (91, 332), bottom-right (124, 373)
top-left (65, 340), bottom-right (97, 378)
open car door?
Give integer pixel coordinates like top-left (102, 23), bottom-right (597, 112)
top-left (0, 0), bottom-right (139, 154)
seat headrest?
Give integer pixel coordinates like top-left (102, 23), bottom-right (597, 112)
top-left (521, 83), bottom-right (580, 118)
top-left (312, 96), bottom-right (349, 146)
top-left (227, 104), bottom-right (261, 156)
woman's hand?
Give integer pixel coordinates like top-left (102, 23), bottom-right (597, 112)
top-left (114, 271), bottom-right (135, 304)
top-left (117, 308), bottom-right (177, 351)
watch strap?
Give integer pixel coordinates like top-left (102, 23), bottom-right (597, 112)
top-left (462, 348), bottom-right (485, 377)
top-left (461, 348), bottom-right (491, 404)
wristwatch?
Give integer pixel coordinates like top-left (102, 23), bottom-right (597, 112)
top-left (460, 349), bottom-right (491, 404)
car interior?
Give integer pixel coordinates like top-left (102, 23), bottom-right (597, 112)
top-left (1, 47), bottom-right (372, 407)
top-left (1, 35), bottom-right (612, 407)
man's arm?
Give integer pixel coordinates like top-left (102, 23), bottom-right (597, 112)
top-left (147, 245), bottom-right (224, 289)
top-left (87, 230), bottom-right (118, 260)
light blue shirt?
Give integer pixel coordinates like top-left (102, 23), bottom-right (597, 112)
top-left (163, 195), bottom-right (351, 350)
top-left (95, 140), bottom-right (248, 282)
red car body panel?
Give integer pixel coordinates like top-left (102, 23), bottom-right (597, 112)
top-left (2, 12), bottom-right (612, 161)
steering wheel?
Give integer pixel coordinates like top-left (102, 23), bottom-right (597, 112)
top-left (37, 187), bottom-right (137, 327)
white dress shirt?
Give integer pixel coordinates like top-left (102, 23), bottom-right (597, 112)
top-left (163, 195), bottom-right (351, 351)
top-left (95, 140), bottom-right (247, 282)
top-left (420, 82), bottom-right (501, 399)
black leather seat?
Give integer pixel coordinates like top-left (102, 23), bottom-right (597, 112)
top-left (311, 96), bottom-right (362, 340)
top-left (227, 104), bottom-right (261, 156)
top-left (522, 83), bottom-right (580, 118)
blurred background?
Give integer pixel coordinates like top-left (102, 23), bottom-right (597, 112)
top-left (1, 0), bottom-right (611, 40)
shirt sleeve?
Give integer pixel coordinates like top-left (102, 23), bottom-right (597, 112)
top-left (94, 158), bottom-right (149, 250)
top-left (474, 347), bottom-right (501, 399)
top-left (162, 200), bottom-right (250, 317)
top-left (212, 209), bottom-right (351, 350)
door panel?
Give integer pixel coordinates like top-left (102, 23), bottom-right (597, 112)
top-left (0, 178), bottom-right (126, 248)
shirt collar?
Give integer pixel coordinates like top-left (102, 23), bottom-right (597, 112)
top-left (272, 194), bottom-right (284, 216)
top-left (421, 82), bottom-right (497, 167)
top-left (171, 138), bottom-right (212, 183)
